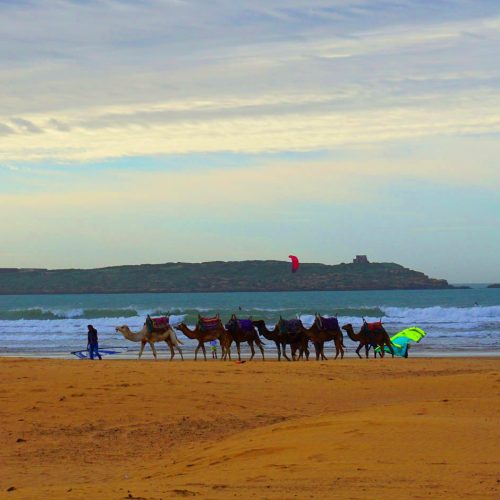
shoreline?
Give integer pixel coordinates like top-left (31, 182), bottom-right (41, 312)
top-left (2, 349), bottom-right (500, 359)
top-left (0, 284), bottom-right (462, 295)
top-left (1, 357), bottom-right (498, 498)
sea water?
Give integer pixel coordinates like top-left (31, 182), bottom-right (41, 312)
top-left (0, 286), bottom-right (499, 357)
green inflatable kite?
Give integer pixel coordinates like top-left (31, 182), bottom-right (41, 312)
top-left (375, 327), bottom-right (426, 357)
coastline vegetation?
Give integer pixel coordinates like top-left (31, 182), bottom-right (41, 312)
top-left (0, 260), bottom-right (453, 294)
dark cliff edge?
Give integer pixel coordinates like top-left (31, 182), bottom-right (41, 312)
top-left (0, 261), bottom-right (457, 294)
top-left (487, 284), bottom-right (500, 288)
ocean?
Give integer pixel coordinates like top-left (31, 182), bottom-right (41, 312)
top-left (0, 286), bottom-right (499, 357)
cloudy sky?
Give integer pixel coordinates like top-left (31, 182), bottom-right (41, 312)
top-left (0, 0), bottom-right (499, 282)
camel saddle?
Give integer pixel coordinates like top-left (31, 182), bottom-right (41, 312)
top-left (225, 317), bottom-right (254, 332)
top-left (316, 316), bottom-right (339, 331)
top-left (363, 321), bottom-right (384, 333)
top-left (198, 315), bottom-right (221, 331)
top-left (146, 315), bottom-right (170, 333)
top-left (278, 319), bottom-right (303, 335)
top-left (237, 319), bottom-right (254, 331)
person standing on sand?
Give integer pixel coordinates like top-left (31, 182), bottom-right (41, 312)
top-left (210, 339), bottom-right (218, 359)
top-left (87, 325), bottom-right (102, 360)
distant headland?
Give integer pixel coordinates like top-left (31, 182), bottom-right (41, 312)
top-left (487, 284), bottom-right (500, 288)
top-left (0, 257), bottom-right (460, 294)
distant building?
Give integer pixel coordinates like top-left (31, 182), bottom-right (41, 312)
top-left (353, 255), bottom-right (369, 264)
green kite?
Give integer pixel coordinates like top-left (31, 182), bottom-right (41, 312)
top-left (376, 327), bottom-right (426, 357)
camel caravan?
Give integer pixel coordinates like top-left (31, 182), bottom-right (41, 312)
top-left (116, 313), bottom-right (400, 361)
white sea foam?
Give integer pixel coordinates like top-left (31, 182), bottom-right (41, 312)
top-left (382, 305), bottom-right (500, 326)
top-left (1, 295), bottom-right (499, 354)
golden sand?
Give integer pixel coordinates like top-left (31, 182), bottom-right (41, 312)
top-left (0, 357), bottom-right (499, 499)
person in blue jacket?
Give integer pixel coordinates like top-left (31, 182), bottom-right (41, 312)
top-left (87, 325), bottom-right (102, 360)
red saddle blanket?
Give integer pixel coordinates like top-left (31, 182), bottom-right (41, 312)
top-left (151, 316), bottom-right (169, 329)
top-left (146, 315), bottom-right (170, 332)
top-left (364, 321), bottom-right (383, 332)
top-left (198, 316), bottom-right (221, 331)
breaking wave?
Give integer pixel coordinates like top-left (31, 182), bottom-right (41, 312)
top-left (0, 305), bottom-right (499, 326)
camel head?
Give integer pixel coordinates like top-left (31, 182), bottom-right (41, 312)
top-left (341, 323), bottom-right (352, 332)
top-left (174, 322), bottom-right (186, 331)
top-left (115, 325), bottom-right (131, 336)
top-left (225, 316), bottom-right (237, 332)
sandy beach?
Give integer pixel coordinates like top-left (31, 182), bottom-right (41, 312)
top-left (0, 357), bottom-right (499, 499)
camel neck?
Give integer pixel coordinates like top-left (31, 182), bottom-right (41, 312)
top-left (256, 323), bottom-right (276, 339)
top-left (344, 326), bottom-right (359, 341)
top-left (179, 325), bottom-right (198, 339)
top-left (123, 329), bottom-right (143, 342)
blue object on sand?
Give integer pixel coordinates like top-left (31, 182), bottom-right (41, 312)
top-left (71, 347), bottom-right (128, 359)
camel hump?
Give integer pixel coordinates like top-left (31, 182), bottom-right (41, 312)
top-left (146, 315), bottom-right (170, 333)
top-left (363, 321), bottom-right (384, 333)
top-left (317, 316), bottom-right (340, 331)
top-left (198, 315), bottom-right (222, 332)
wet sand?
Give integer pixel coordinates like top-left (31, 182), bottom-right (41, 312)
top-left (0, 357), bottom-right (499, 499)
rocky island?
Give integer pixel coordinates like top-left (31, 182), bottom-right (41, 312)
top-left (0, 258), bottom-right (455, 294)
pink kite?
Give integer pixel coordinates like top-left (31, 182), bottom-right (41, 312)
top-left (289, 255), bottom-right (300, 273)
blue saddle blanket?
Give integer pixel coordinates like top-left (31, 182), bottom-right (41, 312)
top-left (317, 316), bottom-right (339, 330)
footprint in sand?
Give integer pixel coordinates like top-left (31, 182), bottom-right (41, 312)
top-left (245, 475), bottom-right (269, 482)
top-left (170, 489), bottom-right (197, 497)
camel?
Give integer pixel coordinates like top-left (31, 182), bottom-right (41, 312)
top-left (115, 324), bottom-right (184, 360)
top-left (252, 319), bottom-right (309, 361)
top-left (341, 323), bottom-right (394, 359)
top-left (298, 316), bottom-right (345, 360)
top-left (225, 315), bottom-right (265, 361)
top-left (175, 322), bottom-right (232, 361)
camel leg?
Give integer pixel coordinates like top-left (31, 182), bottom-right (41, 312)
top-left (378, 344), bottom-right (385, 358)
top-left (313, 342), bottom-right (320, 361)
top-left (282, 343), bottom-right (291, 361)
top-left (258, 342), bottom-right (265, 361)
top-left (275, 341), bottom-right (281, 361)
top-left (388, 342), bottom-right (395, 358)
top-left (321, 346), bottom-right (328, 361)
top-left (355, 343), bottom-right (363, 359)
top-left (224, 344), bottom-right (230, 361)
top-left (166, 340), bottom-right (175, 361)
top-left (194, 343), bottom-right (200, 361)
top-left (150, 342), bottom-right (158, 360)
top-left (365, 343), bottom-right (370, 359)
top-left (335, 338), bottom-right (344, 360)
top-left (320, 342), bottom-right (328, 360)
top-left (201, 343), bottom-right (207, 361)
top-left (236, 341), bottom-right (242, 361)
top-left (138, 341), bottom-right (146, 359)
top-left (248, 341), bottom-right (256, 361)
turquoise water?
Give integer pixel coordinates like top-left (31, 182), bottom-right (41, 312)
top-left (0, 286), bottom-right (499, 356)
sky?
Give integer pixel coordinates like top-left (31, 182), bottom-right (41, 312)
top-left (0, 0), bottom-right (499, 282)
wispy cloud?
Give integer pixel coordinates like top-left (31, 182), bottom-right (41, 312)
top-left (1, 1), bottom-right (499, 279)
top-left (1, 1), bottom-right (499, 161)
